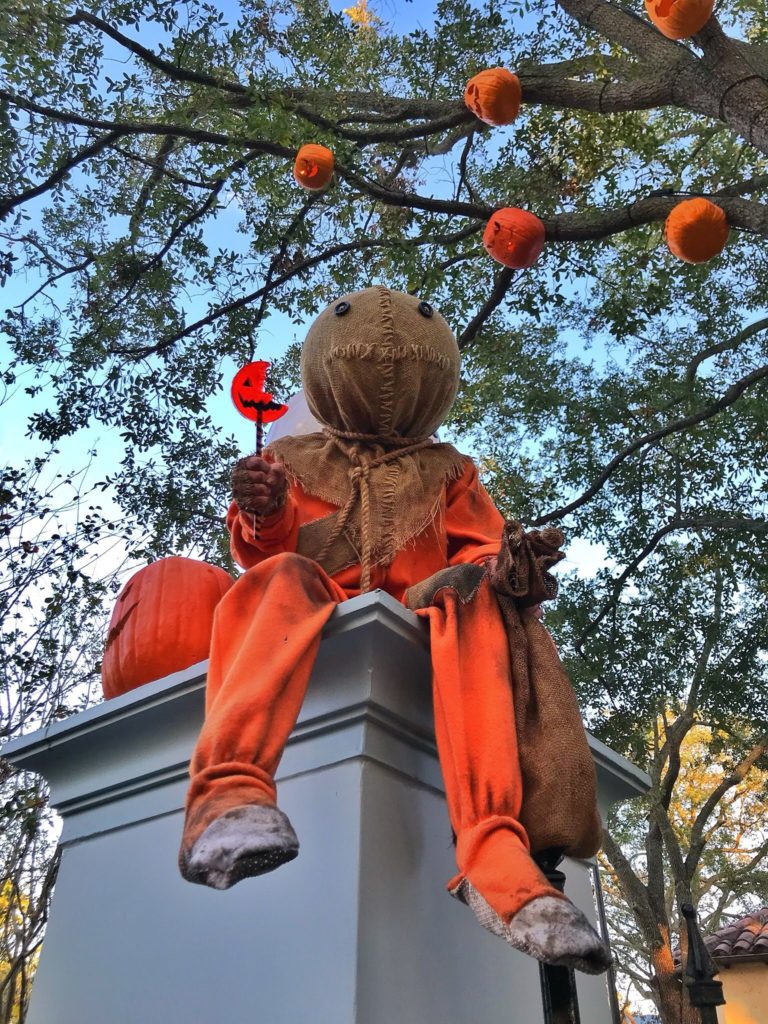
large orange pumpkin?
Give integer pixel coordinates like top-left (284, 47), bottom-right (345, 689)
top-left (464, 67), bottom-right (521, 127)
top-left (101, 557), bottom-right (234, 699)
top-left (644, 0), bottom-right (713, 39)
top-left (293, 144), bottom-right (335, 191)
top-left (665, 198), bottom-right (729, 263)
top-left (483, 208), bottom-right (546, 268)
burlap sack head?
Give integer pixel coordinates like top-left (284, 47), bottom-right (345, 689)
top-left (268, 286), bottom-right (468, 585)
top-left (300, 285), bottom-right (460, 437)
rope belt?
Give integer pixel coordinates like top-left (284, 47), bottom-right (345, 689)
top-left (315, 427), bottom-right (434, 593)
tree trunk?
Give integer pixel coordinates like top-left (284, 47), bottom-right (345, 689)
top-left (649, 946), bottom-right (701, 1024)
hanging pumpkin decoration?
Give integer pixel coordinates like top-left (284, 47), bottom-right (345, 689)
top-left (644, 0), bottom-right (713, 39)
top-left (483, 207), bottom-right (546, 268)
top-left (464, 67), bottom-right (522, 127)
top-left (665, 197), bottom-right (729, 263)
top-left (293, 144), bottom-right (335, 191)
top-left (101, 557), bottom-right (234, 699)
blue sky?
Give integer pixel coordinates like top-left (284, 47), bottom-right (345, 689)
top-left (1, 0), bottom-right (505, 463)
top-left (0, 0), bottom-right (610, 575)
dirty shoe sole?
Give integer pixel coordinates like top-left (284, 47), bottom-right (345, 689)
top-left (450, 878), bottom-right (612, 975)
top-left (181, 804), bottom-right (299, 890)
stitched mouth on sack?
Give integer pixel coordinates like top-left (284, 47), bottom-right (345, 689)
top-left (326, 343), bottom-right (453, 369)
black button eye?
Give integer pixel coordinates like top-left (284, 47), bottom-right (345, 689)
top-left (334, 301), bottom-right (350, 316)
top-left (418, 301), bottom-right (434, 318)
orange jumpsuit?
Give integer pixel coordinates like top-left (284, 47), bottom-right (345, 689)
top-left (182, 460), bottom-right (560, 919)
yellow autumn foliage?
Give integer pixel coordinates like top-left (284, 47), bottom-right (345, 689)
top-left (668, 723), bottom-right (768, 853)
top-left (0, 881), bottom-right (39, 1024)
top-left (343, 0), bottom-right (382, 31)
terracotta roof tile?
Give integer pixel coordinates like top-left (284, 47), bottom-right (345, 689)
top-left (705, 909), bottom-right (768, 960)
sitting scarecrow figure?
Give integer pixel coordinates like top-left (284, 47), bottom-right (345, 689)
top-left (179, 286), bottom-right (610, 975)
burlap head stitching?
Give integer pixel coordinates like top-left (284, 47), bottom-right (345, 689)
top-left (268, 286), bottom-right (468, 589)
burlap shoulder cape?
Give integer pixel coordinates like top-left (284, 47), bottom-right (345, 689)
top-left (267, 432), bottom-right (469, 579)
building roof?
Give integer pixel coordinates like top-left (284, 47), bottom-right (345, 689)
top-left (705, 909), bottom-right (768, 962)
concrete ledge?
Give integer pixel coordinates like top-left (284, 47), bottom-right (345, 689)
top-left (4, 589), bottom-right (648, 842)
top-left (2, 590), bottom-right (650, 1024)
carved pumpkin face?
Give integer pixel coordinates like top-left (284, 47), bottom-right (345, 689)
top-left (464, 67), bottom-right (521, 127)
top-left (644, 0), bottom-right (713, 39)
top-left (293, 144), bottom-right (335, 191)
top-left (231, 361), bottom-right (289, 423)
top-left (482, 208), bottom-right (546, 268)
top-left (665, 198), bottom-right (729, 263)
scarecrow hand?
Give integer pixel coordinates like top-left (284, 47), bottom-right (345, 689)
top-left (488, 519), bottom-right (565, 607)
top-left (231, 456), bottom-right (287, 516)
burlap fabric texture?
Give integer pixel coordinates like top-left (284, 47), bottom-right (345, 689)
top-left (268, 286), bottom-right (468, 587)
top-left (265, 286), bottom-right (600, 854)
top-left (407, 522), bottom-right (602, 860)
top-left (493, 521), bottom-right (601, 857)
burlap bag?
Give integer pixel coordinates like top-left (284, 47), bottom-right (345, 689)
top-left (407, 522), bottom-right (601, 860)
top-left (492, 522), bottom-right (601, 857)
top-left (497, 599), bottom-right (601, 857)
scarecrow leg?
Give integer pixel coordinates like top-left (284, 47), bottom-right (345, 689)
top-left (415, 574), bottom-right (610, 974)
top-left (179, 552), bottom-right (347, 889)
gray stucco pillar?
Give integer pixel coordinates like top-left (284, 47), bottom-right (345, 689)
top-left (4, 590), bottom-right (649, 1024)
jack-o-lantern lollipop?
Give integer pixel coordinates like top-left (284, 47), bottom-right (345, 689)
top-left (231, 360), bottom-right (289, 454)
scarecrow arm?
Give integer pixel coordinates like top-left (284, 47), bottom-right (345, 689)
top-left (227, 455), bottom-right (295, 569)
top-left (226, 498), bottom-right (299, 569)
top-left (488, 520), bottom-right (566, 607)
top-left (445, 461), bottom-right (505, 567)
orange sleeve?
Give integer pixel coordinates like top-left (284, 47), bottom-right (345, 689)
top-left (226, 491), bottom-right (300, 570)
top-left (445, 461), bottom-right (505, 566)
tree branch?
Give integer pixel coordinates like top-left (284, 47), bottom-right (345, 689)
top-left (5, 84), bottom-right (768, 243)
top-left (715, 173), bottom-right (768, 197)
top-left (521, 67), bottom-right (679, 112)
top-left (93, 152), bottom-right (262, 322)
top-left (245, 195), bottom-right (323, 358)
top-left (13, 254), bottom-right (96, 311)
top-left (685, 739), bottom-right (768, 876)
top-left (63, 9), bottom-right (248, 96)
top-left (602, 828), bottom-right (657, 936)
top-left (684, 316), bottom-right (768, 383)
top-left (111, 221), bottom-right (482, 357)
top-left (577, 516), bottom-right (764, 648)
top-left (279, 99), bottom-right (474, 144)
top-left (62, 11), bottom-right (689, 121)
top-left (113, 145), bottom-right (215, 189)
top-left (555, 0), bottom-right (689, 63)
top-left (0, 88), bottom-right (293, 157)
top-left (457, 265), bottom-right (515, 349)
top-left (692, 17), bottom-right (768, 153)
top-left (543, 193), bottom-right (768, 242)
top-left (533, 362), bottom-right (768, 525)
top-left (335, 164), bottom-right (489, 218)
top-left (0, 131), bottom-right (123, 220)
top-left (128, 136), bottom-right (176, 240)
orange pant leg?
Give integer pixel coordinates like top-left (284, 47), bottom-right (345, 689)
top-left (418, 577), bottom-right (560, 920)
top-left (182, 552), bottom-right (348, 851)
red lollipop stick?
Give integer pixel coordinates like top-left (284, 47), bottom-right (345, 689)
top-left (230, 361), bottom-right (289, 455)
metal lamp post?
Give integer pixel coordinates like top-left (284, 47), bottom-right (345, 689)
top-left (680, 902), bottom-right (725, 1024)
